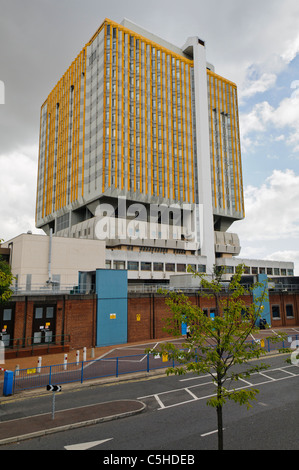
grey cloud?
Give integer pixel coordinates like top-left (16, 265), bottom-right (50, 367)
top-left (1, 0), bottom-right (299, 156)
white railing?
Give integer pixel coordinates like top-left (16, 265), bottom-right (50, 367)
top-left (9, 281), bottom-right (299, 296)
top-left (11, 283), bottom-right (95, 296)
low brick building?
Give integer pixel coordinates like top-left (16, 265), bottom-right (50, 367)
top-left (0, 295), bottom-right (97, 358)
top-left (1, 283), bottom-right (298, 359)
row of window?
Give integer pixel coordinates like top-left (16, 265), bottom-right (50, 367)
top-left (108, 261), bottom-right (292, 277)
top-left (222, 265), bottom-right (294, 276)
top-left (105, 260), bottom-right (206, 273)
top-left (272, 304), bottom-right (294, 319)
top-left (103, 27), bottom-right (195, 202)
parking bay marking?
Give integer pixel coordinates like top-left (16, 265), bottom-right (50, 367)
top-left (201, 429), bottom-right (225, 437)
top-left (138, 365), bottom-right (299, 411)
top-left (138, 381), bottom-right (217, 410)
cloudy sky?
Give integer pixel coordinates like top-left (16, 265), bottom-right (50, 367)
top-left (1, 0), bottom-right (299, 273)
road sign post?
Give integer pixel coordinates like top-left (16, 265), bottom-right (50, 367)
top-left (46, 385), bottom-right (62, 419)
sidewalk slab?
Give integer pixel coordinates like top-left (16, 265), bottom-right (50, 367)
top-left (0, 400), bottom-right (146, 445)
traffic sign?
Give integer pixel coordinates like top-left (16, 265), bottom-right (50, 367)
top-left (47, 384), bottom-right (62, 419)
top-left (47, 384), bottom-right (62, 392)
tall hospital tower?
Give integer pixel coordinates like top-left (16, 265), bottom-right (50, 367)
top-left (36, 18), bottom-right (244, 279)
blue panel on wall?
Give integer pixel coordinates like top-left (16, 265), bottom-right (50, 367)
top-left (96, 269), bottom-right (128, 347)
top-left (253, 274), bottom-right (271, 327)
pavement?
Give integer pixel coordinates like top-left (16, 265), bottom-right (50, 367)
top-left (0, 398), bottom-right (147, 446)
top-left (0, 339), bottom-right (156, 446)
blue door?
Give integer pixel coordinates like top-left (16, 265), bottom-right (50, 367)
top-left (96, 269), bottom-right (128, 347)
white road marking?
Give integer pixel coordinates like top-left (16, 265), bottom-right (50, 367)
top-left (64, 438), bottom-right (113, 450)
top-left (237, 377), bottom-right (253, 386)
top-left (185, 388), bottom-right (199, 400)
top-left (138, 364), bottom-right (299, 411)
top-left (281, 368), bottom-right (297, 376)
top-left (258, 372), bottom-right (275, 381)
top-left (179, 374), bottom-right (210, 382)
top-left (154, 394), bottom-right (165, 409)
top-left (201, 429), bottom-right (224, 437)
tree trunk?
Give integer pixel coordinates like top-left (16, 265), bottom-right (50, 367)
top-left (216, 379), bottom-right (224, 450)
top-left (217, 404), bottom-right (223, 450)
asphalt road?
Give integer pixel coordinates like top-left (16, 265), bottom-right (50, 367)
top-left (1, 354), bottom-right (298, 451)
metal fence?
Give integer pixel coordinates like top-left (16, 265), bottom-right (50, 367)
top-left (11, 283), bottom-right (94, 296)
top-left (12, 352), bottom-right (175, 394)
top-left (4, 334), bottom-right (70, 353)
top-left (9, 334), bottom-right (299, 394)
top-left (10, 281), bottom-right (299, 296)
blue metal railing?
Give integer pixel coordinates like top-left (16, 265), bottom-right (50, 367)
top-left (6, 334), bottom-right (298, 394)
top-left (11, 352), bottom-right (175, 394)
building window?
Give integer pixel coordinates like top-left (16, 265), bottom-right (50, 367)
top-left (128, 261), bottom-right (139, 271)
top-left (177, 264), bottom-right (186, 272)
top-left (105, 260), bottom-right (111, 269)
top-left (274, 268), bottom-right (280, 275)
top-left (89, 50), bottom-right (97, 66)
top-left (46, 307), bottom-right (54, 319)
top-left (267, 268), bottom-right (273, 275)
top-left (3, 309), bottom-right (12, 321)
top-left (252, 267), bottom-right (258, 275)
top-left (56, 213), bottom-right (69, 232)
top-left (198, 265), bottom-right (206, 273)
top-left (259, 267), bottom-right (266, 274)
top-left (153, 262), bottom-right (164, 272)
top-left (188, 264), bottom-right (196, 272)
top-left (271, 305), bottom-right (280, 319)
top-left (286, 304), bottom-right (294, 318)
top-left (141, 262), bottom-right (151, 271)
top-left (224, 266), bottom-right (234, 274)
top-left (281, 269), bottom-right (286, 276)
top-left (35, 308), bottom-right (43, 319)
top-left (165, 263), bottom-right (175, 272)
top-left (114, 261), bottom-right (125, 270)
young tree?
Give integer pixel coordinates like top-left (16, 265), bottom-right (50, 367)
top-left (151, 264), bottom-right (279, 450)
top-left (0, 240), bottom-right (14, 304)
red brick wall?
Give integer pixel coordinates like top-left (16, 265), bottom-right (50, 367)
top-left (127, 296), bottom-right (152, 342)
top-left (63, 296), bottom-right (96, 349)
top-left (10, 295), bottom-right (96, 350)
top-left (8, 291), bottom-right (299, 354)
top-left (127, 294), bottom-right (200, 342)
top-left (269, 292), bottom-right (299, 327)
top-left (128, 291), bottom-right (299, 342)
top-left (14, 300), bottom-right (25, 341)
